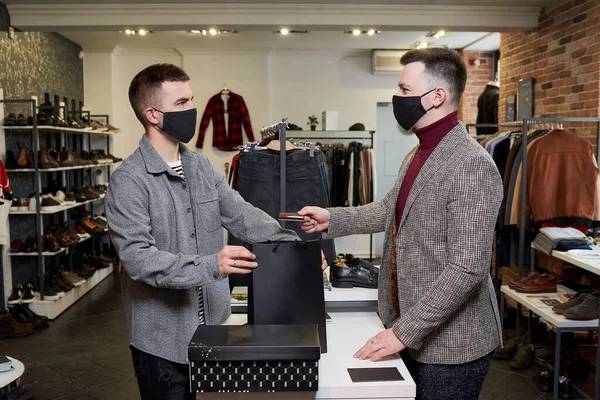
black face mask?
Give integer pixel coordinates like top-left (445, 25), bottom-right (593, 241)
top-left (153, 107), bottom-right (197, 143)
top-left (392, 88), bottom-right (436, 131)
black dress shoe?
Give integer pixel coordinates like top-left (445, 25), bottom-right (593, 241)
top-left (330, 259), bottom-right (378, 289)
top-left (344, 253), bottom-right (375, 269)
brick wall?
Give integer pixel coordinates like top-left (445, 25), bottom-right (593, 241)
top-left (499, 0), bottom-right (600, 139)
top-left (458, 51), bottom-right (496, 127)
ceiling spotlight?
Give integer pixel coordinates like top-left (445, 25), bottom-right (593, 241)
top-left (352, 29), bottom-right (361, 36)
top-left (202, 30), bottom-right (207, 36)
top-left (209, 28), bottom-right (218, 36)
top-left (428, 30), bottom-right (448, 39)
top-left (417, 42), bottom-right (428, 49)
top-left (367, 29), bottom-right (376, 36)
top-left (280, 28), bottom-right (289, 35)
top-left (190, 30), bottom-right (201, 34)
top-left (125, 29), bottom-right (132, 35)
top-left (138, 29), bottom-right (147, 36)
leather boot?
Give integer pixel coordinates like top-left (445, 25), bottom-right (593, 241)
top-left (39, 148), bottom-right (60, 169)
top-left (17, 144), bottom-right (30, 168)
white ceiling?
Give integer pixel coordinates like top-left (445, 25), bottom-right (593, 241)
top-left (3, 0), bottom-right (551, 6)
top-left (59, 30), bottom-right (500, 52)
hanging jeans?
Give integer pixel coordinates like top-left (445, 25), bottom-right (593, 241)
top-left (228, 149), bottom-right (336, 289)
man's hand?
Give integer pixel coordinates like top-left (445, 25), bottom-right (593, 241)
top-left (298, 206), bottom-right (330, 234)
top-left (218, 246), bottom-right (258, 276)
top-left (321, 250), bottom-right (328, 271)
top-left (354, 329), bottom-right (406, 362)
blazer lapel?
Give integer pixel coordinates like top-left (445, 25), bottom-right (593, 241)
top-left (399, 124), bottom-right (465, 228)
top-left (385, 145), bottom-right (418, 232)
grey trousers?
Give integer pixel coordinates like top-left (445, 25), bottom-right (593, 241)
top-left (402, 350), bottom-right (494, 400)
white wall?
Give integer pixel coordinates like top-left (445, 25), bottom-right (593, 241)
top-left (110, 49), bottom-right (183, 159)
top-left (83, 48), bottom-right (400, 256)
top-left (183, 50), bottom-right (270, 172)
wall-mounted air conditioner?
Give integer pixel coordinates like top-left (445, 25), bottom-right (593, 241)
top-left (371, 50), bottom-right (408, 75)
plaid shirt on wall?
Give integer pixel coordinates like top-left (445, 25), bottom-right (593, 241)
top-left (196, 92), bottom-right (255, 151)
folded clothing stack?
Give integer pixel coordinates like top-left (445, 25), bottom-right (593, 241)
top-left (532, 227), bottom-right (590, 255)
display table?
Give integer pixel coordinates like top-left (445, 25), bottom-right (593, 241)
top-left (198, 311), bottom-right (416, 399)
top-left (0, 357), bottom-right (25, 396)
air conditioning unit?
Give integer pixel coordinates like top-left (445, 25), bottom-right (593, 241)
top-left (371, 50), bottom-right (408, 75)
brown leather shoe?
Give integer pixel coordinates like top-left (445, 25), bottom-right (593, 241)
top-left (514, 274), bottom-right (557, 293)
top-left (0, 313), bottom-right (34, 338)
top-left (509, 270), bottom-right (536, 290)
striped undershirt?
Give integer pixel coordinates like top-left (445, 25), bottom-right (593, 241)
top-left (167, 157), bottom-right (205, 326)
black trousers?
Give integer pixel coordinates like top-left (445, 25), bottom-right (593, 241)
top-left (130, 346), bottom-right (194, 400)
top-left (402, 350), bottom-right (494, 400)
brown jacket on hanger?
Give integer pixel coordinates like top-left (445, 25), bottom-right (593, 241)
top-left (521, 129), bottom-right (598, 226)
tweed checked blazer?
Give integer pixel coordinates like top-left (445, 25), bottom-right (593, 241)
top-left (325, 123), bottom-right (503, 364)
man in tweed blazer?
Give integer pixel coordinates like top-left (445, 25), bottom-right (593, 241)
top-left (300, 48), bottom-right (503, 400)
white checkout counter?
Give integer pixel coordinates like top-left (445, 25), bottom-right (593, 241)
top-left (202, 286), bottom-right (416, 400)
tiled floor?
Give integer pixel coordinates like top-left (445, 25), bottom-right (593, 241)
top-left (0, 273), bottom-right (593, 399)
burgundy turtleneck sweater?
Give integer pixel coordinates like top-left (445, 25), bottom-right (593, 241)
top-left (396, 111), bottom-right (459, 228)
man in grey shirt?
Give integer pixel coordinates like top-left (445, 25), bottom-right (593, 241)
top-left (106, 64), bottom-right (321, 400)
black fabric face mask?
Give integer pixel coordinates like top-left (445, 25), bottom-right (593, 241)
top-left (392, 88), bottom-right (436, 131)
top-left (153, 107), bottom-right (197, 143)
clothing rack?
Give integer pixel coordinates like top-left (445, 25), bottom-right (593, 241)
top-left (287, 131), bottom-right (375, 260)
top-left (504, 117), bottom-right (600, 400)
top-left (260, 121), bottom-right (288, 227)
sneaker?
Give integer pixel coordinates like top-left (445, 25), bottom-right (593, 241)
top-left (3, 113), bottom-right (17, 126)
top-left (46, 278), bottom-right (65, 298)
top-left (65, 192), bottom-right (76, 203)
top-left (62, 271), bottom-right (85, 287)
top-left (9, 240), bottom-right (24, 253)
top-left (0, 313), bottom-right (34, 338)
top-left (90, 121), bottom-right (109, 132)
top-left (494, 337), bottom-right (519, 360)
top-left (105, 123), bottom-right (120, 133)
top-left (21, 283), bottom-right (35, 304)
top-left (10, 197), bottom-right (19, 211)
top-left (41, 195), bottom-right (62, 211)
top-left (509, 343), bottom-right (535, 370)
top-left (7, 284), bottom-right (23, 304)
top-left (17, 197), bottom-right (30, 211)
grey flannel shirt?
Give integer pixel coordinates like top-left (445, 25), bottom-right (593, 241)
top-left (106, 136), bottom-right (298, 364)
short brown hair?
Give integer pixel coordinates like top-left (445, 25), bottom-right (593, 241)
top-left (400, 48), bottom-right (467, 107)
top-left (128, 63), bottom-right (190, 123)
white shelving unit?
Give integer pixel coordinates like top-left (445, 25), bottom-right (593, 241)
top-left (9, 195), bottom-right (105, 215)
top-left (8, 162), bottom-right (119, 173)
top-left (4, 125), bottom-right (116, 136)
top-left (29, 266), bottom-right (113, 319)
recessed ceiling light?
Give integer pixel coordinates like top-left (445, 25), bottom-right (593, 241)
top-left (344, 30), bottom-right (380, 36)
top-left (209, 28), bottom-right (218, 36)
top-left (352, 29), bottom-right (361, 36)
top-left (190, 30), bottom-right (201, 34)
top-left (412, 41), bottom-right (429, 49)
top-left (138, 29), bottom-right (147, 36)
top-left (428, 30), bottom-right (448, 39)
top-left (202, 30), bottom-right (207, 36)
top-left (367, 29), bottom-right (376, 36)
top-left (280, 28), bottom-right (289, 35)
top-left (124, 29), bottom-right (132, 35)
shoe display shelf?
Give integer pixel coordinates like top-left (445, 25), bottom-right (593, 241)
top-left (4, 125), bottom-right (116, 136)
top-left (9, 195), bottom-right (105, 215)
top-left (9, 234), bottom-right (92, 257)
top-left (29, 266), bottom-right (113, 320)
top-left (8, 162), bottom-right (119, 173)
top-left (1, 97), bottom-right (116, 317)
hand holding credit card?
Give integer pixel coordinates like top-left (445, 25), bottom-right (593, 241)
top-left (278, 212), bottom-right (305, 221)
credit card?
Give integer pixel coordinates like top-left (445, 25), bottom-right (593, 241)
top-left (278, 212), bottom-right (305, 221)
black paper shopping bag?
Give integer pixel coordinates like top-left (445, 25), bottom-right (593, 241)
top-left (249, 240), bottom-right (327, 353)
